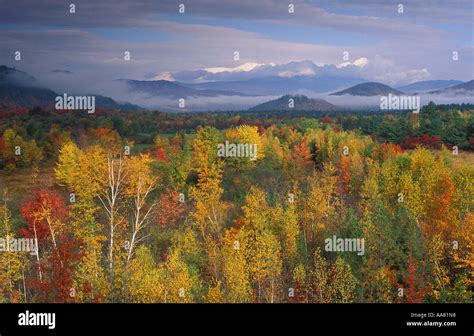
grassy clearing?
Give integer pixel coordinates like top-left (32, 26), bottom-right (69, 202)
top-left (429, 150), bottom-right (474, 170)
top-left (0, 164), bottom-right (56, 214)
top-left (449, 150), bottom-right (474, 170)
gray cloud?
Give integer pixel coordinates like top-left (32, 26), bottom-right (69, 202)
top-left (0, 0), bottom-right (450, 39)
top-left (0, 0), bottom-right (471, 100)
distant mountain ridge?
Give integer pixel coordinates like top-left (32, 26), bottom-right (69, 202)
top-left (120, 79), bottom-right (253, 98)
top-left (181, 76), bottom-right (366, 96)
top-left (0, 66), bottom-right (141, 111)
top-left (1, 65), bottom-right (472, 112)
top-left (428, 80), bottom-right (474, 96)
top-left (396, 80), bottom-right (464, 93)
top-left (0, 65), bottom-right (37, 86)
top-left (330, 82), bottom-right (404, 96)
top-left (249, 94), bottom-right (338, 111)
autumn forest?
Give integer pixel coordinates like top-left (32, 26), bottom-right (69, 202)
top-left (0, 103), bottom-right (472, 304)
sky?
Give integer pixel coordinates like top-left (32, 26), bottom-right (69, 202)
top-left (0, 0), bottom-right (473, 86)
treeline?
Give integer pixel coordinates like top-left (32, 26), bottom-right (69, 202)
top-left (0, 102), bottom-right (473, 170)
top-left (341, 102), bottom-right (474, 149)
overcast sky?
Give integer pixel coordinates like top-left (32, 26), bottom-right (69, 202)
top-left (0, 0), bottom-right (472, 85)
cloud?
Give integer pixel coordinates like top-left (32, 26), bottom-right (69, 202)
top-left (0, 23), bottom-right (344, 79)
top-left (205, 63), bottom-right (266, 74)
top-left (26, 65), bottom-right (472, 112)
top-left (130, 91), bottom-right (474, 112)
top-left (151, 72), bottom-right (175, 81)
top-left (0, 0), bottom-right (471, 90)
top-left (0, 0), bottom-right (448, 39)
top-left (337, 58), bottom-right (369, 68)
top-left (158, 57), bottom-right (430, 86)
top-left (297, 91), bottom-right (474, 111)
top-left (169, 61), bottom-right (318, 82)
top-left (362, 56), bottom-right (431, 85)
top-left (326, 0), bottom-right (473, 25)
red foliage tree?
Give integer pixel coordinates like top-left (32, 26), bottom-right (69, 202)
top-left (155, 146), bottom-right (169, 163)
top-left (289, 136), bottom-right (313, 173)
top-left (29, 234), bottom-right (84, 303)
top-left (320, 115), bottom-right (332, 124)
top-left (289, 281), bottom-right (308, 303)
top-left (425, 172), bottom-right (455, 235)
top-left (401, 135), bottom-right (442, 149)
top-left (338, 155), bottom-right (351, 195)
top-left (19, 189), bottom-right (68, 242)
top-left (388, 255), bottom-right (432, 303)
top-left (376, 143), bottom-right (404, 161)
top-left (155, 188), bottom-right (185, 228)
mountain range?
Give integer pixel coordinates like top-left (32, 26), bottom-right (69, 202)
top-left (427, 80), bottom-right (474, 95)
top-left (0, 64), bottom-right (472, 112)
top-left (181, 76), bottom-right (366, 96)
top-left (329, 80), bottom-right (474, 97)
top-left (395, 80), bottom-right (464, 93)
top-left (120, 79), bottom-right (253, 98)
top-left (330, 82), bottom-right (404, 96)
top-left (0, 66), bottom-right (140, 111)
top-left (250, 94), bottom-right (338, 111)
